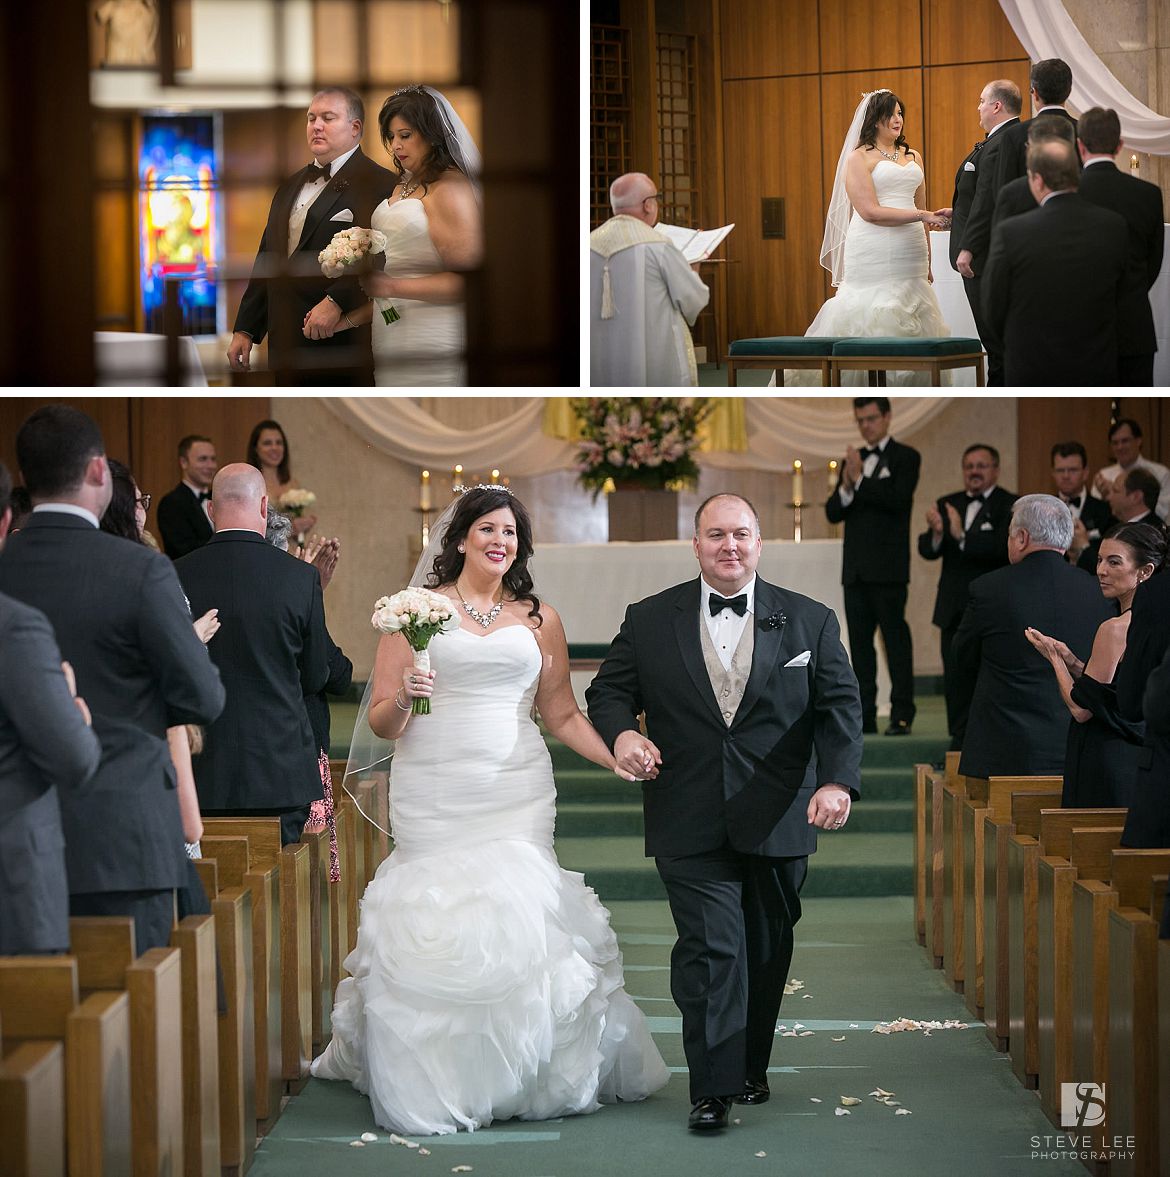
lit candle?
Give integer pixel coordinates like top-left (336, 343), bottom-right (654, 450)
top-left (452, 464), bottom-right (463, 493)
top-left (490, 469), bottom-right (500, 484)
top-left (828, 459), bottom-right (839, 495)
top-left (420, 469), bottom-right (431, 511)
top-left (1130, 153), bottom-right (1139, 173)
top-left (792, 459), bottom-right (803, 505)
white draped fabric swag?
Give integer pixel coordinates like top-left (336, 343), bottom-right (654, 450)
top-left (319, 396), bottom-right (956, 475)
top-left (998, 0), bottom-right (1170, 154)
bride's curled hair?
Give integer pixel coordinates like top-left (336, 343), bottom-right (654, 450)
top-left (858, 90), bottom-right (911, 157)
top-left (379, 87), bottom-right (460, 192)
top-left (428, 486), bottom-right (543, 625)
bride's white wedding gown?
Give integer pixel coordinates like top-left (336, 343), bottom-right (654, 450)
top-left (370, 197), bottom-right (464, 386)
top-left (788, 159), bottom-right (949, 386)
top-left (310, 624), bottom-right (669, 1135)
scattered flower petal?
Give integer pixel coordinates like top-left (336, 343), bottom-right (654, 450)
top-left (810, 1097), bottom-right (823, 1103)
top-left (390, 1135), bottom-right (410, 1146)
top-left (871, 1017), bottom-right (969, 1035)
top-left (840, 1096), bottom-right (862, 1106)
top-left (419, 1148), bottom-right (431, 1156)
top-left (733, 1118), bottom-right (742, 1125)
top-left (800, 1031), bottom-right (815, 1037)
top-left (755, 1151), bottom-right (767, 1158)
top-left (349, 1141), bottom-right (364, 1147)
top-left (832, 1035), bottom-right (846, 1042)
top-left (784, 978), bottom-right (805, 994)
top-left (801, 993), bottom-right (814, 999)
top-left (793, 1023), bottom-right (805, 1030)
top-left (782, 1030), bottom-right (799, 1037)
top-left (850, 1023), bottom-right (859, 1029)
top-left (451, 1169), bottom-right (473, 1174)
top-left (835, 1107), bottom-right (851, 1116)
top-left (895, 1108), bottom-right (913, 1116)
top-left (870, 1088), bottom-right (895, 1098)
top-left (361, 1132), bottom-right (378, 1142)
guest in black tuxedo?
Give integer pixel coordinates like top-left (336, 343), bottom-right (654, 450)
top-left (176, 465), bottom-right (329, 846)
top-left (1053, 441), bottom-right (1114, 567)
top-left (918, 444), bottom-right (1017, 748)
top-left (1077, 107), bottom-right (1165, 387)
top-left (227, 87), bottom-right (398, 385)
top-left (587, 494), bottom-right (862, 1132)
top-left (825, 397), bottom-right (920, 735)
top-left (983, 140), bottom-right (1128, 387)
top-left (1112, 548), bottom-right (1170, 850)
top-left (1075, 466), bottom-right (1168, 576)
top-left (990, 113), bottom-right (1078, 231)
top-left (955, 495), bottom-right (1111, 780)
top-left (946, 78), bottom-right (1021, 382)
top-left (156, 434), bottom-right (217, 560)
top-left (0, 461), bottom-right (102, 955)
top-left (0, 406), bottom-right (225, 953)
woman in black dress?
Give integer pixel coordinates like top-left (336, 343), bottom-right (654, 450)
top-left (1025, 522), bottom-right (1166, 808)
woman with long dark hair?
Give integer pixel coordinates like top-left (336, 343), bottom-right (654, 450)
top-left (247, 419), bottom-right (317, 541)
top-left (788, 88), bottom-right (951, 385)
top-left (311, 485), bottom-right (668, 1134)
top-left (326, 85), bottom-right (482, 385)
top-left (1026, 521), bottom-right (1167, 807)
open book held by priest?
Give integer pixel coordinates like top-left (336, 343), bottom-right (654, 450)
top-left (654, 222), bottom-right (735, 263)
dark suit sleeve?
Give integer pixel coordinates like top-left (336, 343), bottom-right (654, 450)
top-left (585, 606), bottom-right (645, 752)
top-left (917, 504), bottom-right (946, 561)
top-left (232, 199), bottom-right (280, 342)
top-left (810, 607), bottom-right (863, 796)
top-left (299, 574), bottom-right (330, 696)
top-left (1145, 647), bottom-right (1170, 736)
top-left (958, 136), bottom-right (1001, 268)
top-left (135, 556), bottom-right (225, 726)
top-left (156, 492), bottom-right (205, 561)
top-left (950, 585), bottom-right (986, 687)
top-left (0, 606), bottom-right (101, 793)
top-left (1144, 188), bottom-right (1165, 289)
top-left (323, 628), bottom-right (353, 697)
top-left (982, 222), bottom-right (1011, 349)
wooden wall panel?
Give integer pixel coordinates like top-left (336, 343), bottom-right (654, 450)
top-left (924, 0), bottom-right (1028, 66)
top-left (719, 0), bottom-right (818, 81)
top-left (1015, 398), bottom-right (1116, 496)
top-left (721, 75), bottom-right (824, 340)
top-left (0, 400), bottom-right (133, 484)
top-left (819, 0), bottom-right (922, 74)
top-left (924, 60), bottom-right (1032, 228)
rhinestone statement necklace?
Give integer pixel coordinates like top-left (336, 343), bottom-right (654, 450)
top-left (454, 581), bottom-right (503, 629)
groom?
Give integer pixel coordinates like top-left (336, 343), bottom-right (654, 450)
top-left (587, 494), bottom-right (862, 1132)
top-left (227, 86), bottom-right (397, 385)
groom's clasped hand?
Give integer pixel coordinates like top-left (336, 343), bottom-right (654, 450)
top-left (613, 730), bottom-right (662, 782)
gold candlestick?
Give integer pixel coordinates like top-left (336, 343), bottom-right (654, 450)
top-left (1130, 153), bottom-right (1140, 174)
top-left (452, 464), bottom-right (463, 493)
top-left (419, 469), bottom-right (432, 511)
top-left (490, 469), bottom-right (500, 484)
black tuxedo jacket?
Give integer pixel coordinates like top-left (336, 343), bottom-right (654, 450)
top-left (954, 549), bottom-right (1111, 779)
top-left (176, 531), bottom-right (329, 810)
top-left (586, 577), bottom-right (862, 859)
top-left (917, 485), bottom-right (1017, 630)
top-left (949, 137), bottom-right (987, 270)
top-left (1074, 492), bottom-right (1115, 538)
top-left (1116, 569), bottom-right (1170, 847)
top-left (233, 147), bottom-right (398, 383)
top-left (825, 438), bottom-right (921, 585)
top-left (1078, 161), bottom-right (1165, 358)
top-left (993, 109), bottom-right (1078, 190)
top-left (983, 194), bottom-right (1128, 386)
top-left (0, 513), bottom-right (225, 894)
top-left (0, 593), bottom-right (101, 952)
top-left (991, 174), bottom-right (1038, 230)
top-left (156, 482), bottom-right (213, 560)
top-left (957, 117), bottom-right (1020, 273)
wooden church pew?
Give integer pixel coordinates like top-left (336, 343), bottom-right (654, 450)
top-left (924, 768), bottom-right (946, 969)
top-left (1035, 809), bottom-right (1127, 1126)
top-left (1158, 935), bottom-right (1170, 1177)
top-left (913, 762), bottom-right (931, 946)
top-left (297, 828), bottom-right (333, 1051)
top-left (940, 771), bottom-right (969, 992)
top-left (0, 1038), bottom-right (65, 1177)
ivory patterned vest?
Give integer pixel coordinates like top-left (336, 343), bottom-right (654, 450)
top-left (698, 614), bottom-right (754, 726)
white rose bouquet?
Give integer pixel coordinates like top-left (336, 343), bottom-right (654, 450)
top-left (276, 488), bottom-right (317, 518)
top-left (371, 588), bottom-right (461, 715)
top-left (318, 227), bottom-right (400, 326)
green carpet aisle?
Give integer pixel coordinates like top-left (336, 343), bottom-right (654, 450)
top-left (250, 695), bottom-right (1082, 1175)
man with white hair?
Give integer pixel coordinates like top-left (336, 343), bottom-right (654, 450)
top-left (589, 172), bottom-right (709, 385)
top-left (175, 464), bottom-right (329, 845)
top-left (952, 494), bottom-right (1111, 779)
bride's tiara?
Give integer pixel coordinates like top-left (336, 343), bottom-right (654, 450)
top-left (455, 483), bottom-right (513, 496)
top-left (392, 84), bottom-right (427, 97)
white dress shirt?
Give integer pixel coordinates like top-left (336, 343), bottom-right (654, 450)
top-left (701, 575), bottom-right (756, 672)
top-left (287, 143), bottom-right (360, 257)
top-left (32, 503), bottom-right (99, 528)
top-left (836, 434), bottom-right (891, 507)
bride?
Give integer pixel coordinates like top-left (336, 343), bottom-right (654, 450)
top-left (334, 85), bottom-right (481, 385)
top-left (788, 89), bottom-right (951, 386)
top-left (310, 486), bottom-right (669, 1134)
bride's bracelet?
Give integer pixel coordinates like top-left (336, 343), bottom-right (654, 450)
top-left (394, 687), bottom-right (411, 711)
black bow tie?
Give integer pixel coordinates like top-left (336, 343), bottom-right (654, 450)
top-left (709, 594), bottom-right (748, 617)
top-left (198, 491), bottom-right (211, 502)
top-left (964, 493), bottom-right (985, 506)
top-left (859, 446), bottom-right (878, 459)
top-left (304, 163), bottom-right (332, 184)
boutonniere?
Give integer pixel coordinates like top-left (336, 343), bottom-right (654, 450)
top-left (759, 611), bottom-right (786, 631)
top-left (331, 177), bottom-right (349, 193)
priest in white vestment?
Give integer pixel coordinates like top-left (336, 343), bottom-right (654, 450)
top-left (590, 173), bottom-right (710, 387)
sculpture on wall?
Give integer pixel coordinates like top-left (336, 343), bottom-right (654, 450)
top-left (93, 0), bottom-right (158, 68)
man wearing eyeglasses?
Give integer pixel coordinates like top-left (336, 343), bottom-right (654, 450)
top-left (590, 172), bottom-right (709, 386)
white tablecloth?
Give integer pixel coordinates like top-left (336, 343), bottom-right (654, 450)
top-left (95, 331), bottom-right (208, 386)
top-left (932, 226), bottom-right (1170, 387)
top-left (534, 537), bottom-right (892, 709)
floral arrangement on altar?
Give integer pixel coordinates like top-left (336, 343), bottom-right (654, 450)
top-left (276, 488), bottom-right (317, 518)
top-left (570, 397), bottom-right (713, 498)
top-left (371, 588), bottom-right (461, 714)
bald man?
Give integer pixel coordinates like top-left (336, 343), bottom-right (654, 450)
top-left (175, 464), bottom-right (329, 845)
top-left (589, 171), bottom-right (709, 386)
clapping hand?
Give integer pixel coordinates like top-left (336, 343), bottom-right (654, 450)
top-left (1092, 469), bottom-right (1112, 497)
top-left (1068, 517), bottom-right (1090, 559)
top-left (1024, 627), bottom-right (1084, 677)
top-left (843, 445), bottom-right (863, 484)
top-left (925, 503), bottom-right (944, 537)
top-left (944, 502), bottom-right (964, 541)
top-left (61, 660), bottom-right (92, 727)
top-left (193, 608), bottom-right (220, 644)
top-left (299, 536), bottom-right (340, 589)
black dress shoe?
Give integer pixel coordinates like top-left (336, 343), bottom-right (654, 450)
top-left (688, 1096), bottom-right (731, 1130)
top-left (884, 719), bottom-right (912, 736)
top-left (861, 720), bottom-right (878, 735)
top-left (734, 1077), bottom-right (770, 1105)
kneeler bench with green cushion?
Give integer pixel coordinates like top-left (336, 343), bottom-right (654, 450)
top-left (725, 337), bottom-right (837, 385)
top-left (829, 336), bottom-right (985, 386)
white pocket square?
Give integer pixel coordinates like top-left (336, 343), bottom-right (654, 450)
top-left (329, 209), bottom-right (354, 223)
top-left (964, 160), bottom-right (977, 171)
top-left (784, 651), bottom-right (812, 667)
top-left (979, 520), bottom-right (994, 530)
top-left (878, 466), bottom-right (891, 479)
